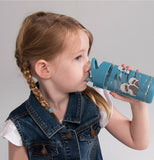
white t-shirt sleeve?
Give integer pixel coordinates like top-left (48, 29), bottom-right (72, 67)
top-left (93, 87), bottom-right (113, 128)
top-left (0, 119), bottom-right (22, 146)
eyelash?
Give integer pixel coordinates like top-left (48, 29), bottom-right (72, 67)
top-left (75, 55), bottom-right (82, 61)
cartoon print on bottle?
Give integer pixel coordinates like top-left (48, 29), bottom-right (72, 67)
top-left (87, 58), bottom-right (154, 103)
top-left (118, 66), bottom-right (141, 97)
top-left (120, 78), bottom-right (139, 96)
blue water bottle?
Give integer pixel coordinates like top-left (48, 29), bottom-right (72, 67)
top-left (87, 58), bottom-right (154, 103)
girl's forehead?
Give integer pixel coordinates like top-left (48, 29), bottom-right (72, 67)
top-left (63, 30), bottom-right (89, 54)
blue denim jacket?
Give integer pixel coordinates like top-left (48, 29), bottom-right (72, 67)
top-left (8, 90), bottom-right (103, 160)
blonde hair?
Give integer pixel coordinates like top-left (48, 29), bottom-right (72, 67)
top-left (15, 11), bottom-right (111, 117)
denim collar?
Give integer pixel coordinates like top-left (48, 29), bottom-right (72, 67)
top-left (26, 90), bottom-right (82, 139)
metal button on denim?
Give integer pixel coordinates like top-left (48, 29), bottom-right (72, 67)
top-left (62, 133), bottom-right (72, 139)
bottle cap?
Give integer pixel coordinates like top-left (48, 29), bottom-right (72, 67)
top-left (90, 58), bottom-right (112, 88)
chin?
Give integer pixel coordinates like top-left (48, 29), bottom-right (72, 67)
top-left (78, 85), bottom-right (88, 92)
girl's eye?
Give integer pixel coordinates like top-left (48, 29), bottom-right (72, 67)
top-left (75, 55), bottom-right (82, 61)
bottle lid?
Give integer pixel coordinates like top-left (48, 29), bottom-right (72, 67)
top-left (90, 58), bottom-right (112, 88)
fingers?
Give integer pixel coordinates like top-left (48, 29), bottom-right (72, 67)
top-left (122, 64), bottom-right (140, 72)
top-left (110, 91), bottom-right (132, 102)
top-left (110, 92), bottom-right (124, 99)
top-left (110, 91), bottom-right (144, 104)
top-left (122, 64), bottom-right (131, 70)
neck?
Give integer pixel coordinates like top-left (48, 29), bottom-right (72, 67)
top-left (38, 81), bottom-right (69, 111)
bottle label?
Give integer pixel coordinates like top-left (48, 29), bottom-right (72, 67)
top-left (118, 66), bottom-right (140, 96)
top-left (105, 65), bottom-right (153, 102)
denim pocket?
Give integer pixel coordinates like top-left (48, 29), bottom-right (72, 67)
top-left (77, 121), bottom-right (101, 160)
top-left (78, 121), bottom-right (101, 141)
top-left (28, 141), bottom-right (60, 159)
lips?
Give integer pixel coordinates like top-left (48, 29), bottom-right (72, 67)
top-left (84, 72), bottom-right (91, 81)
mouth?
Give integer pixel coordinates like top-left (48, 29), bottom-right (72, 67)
top-left (86, 77), bottom-right (92, 82)
top-left (85, 72), bottom-right (92, 82)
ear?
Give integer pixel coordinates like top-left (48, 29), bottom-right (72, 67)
top-left (34, 59), bottom-right (51, 79)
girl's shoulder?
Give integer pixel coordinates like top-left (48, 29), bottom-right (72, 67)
top-left (0, 119), bottom-right (22, 146)
top-left (8, 100), bottom-right (28, 120)
top-left (0, 100), bottom-right (28, 147)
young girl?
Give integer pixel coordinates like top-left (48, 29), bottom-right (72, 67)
top-left (0, 11), bottom-right (150, 160)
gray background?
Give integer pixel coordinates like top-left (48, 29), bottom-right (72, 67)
top-left (0, 1), bottom-right (154, 159)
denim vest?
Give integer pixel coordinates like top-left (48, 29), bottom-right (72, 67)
top-left (8, 91), bottom-right (103, 160)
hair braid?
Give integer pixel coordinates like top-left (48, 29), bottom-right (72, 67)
top-left (22, 61), bottom-right (50, 111)
top-left (15, 46), bottom-right (50, 111)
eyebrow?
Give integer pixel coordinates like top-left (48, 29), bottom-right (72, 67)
top-left (78, 49), bottom-right (86, 53)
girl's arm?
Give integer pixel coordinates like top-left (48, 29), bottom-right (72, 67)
top-left (9, 142), bottom-right (28, 160)
top-left (106, 92), bottom-right (150, 150)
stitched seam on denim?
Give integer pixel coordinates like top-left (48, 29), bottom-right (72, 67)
top-left (63, 131), bottom-right (81, 160)
top-left (30, 152), bottom-right (56, 158)
top-left (74, 131), bottom-right (81, 160)
top-left (30, 154), bottom-right (54, 158)
top-left (61, 135), bottom-right (71, 160)
top-left (26, 102), bottom-right (63, 138)
top-left (26, 102), bottom-right (52, 136)
top-left (80, 136), bottom-right (97, 141)
top-left (28, 144), bottom-right (60, 157)
top-left (76, 119), bottom-right (100, 135)
top-left (28, 141), bottom-right (64, 148)
top-left (65, 93), bottom-right (82, 123)
top-left (10, 117), bottom-right (26, 146)
top-left (92, 138), bottom-right (98, 160)
top-left (87, 140), bottom-right (92, 160)
top-left (62, 140), bottom-right (67, 160)
top-left (60, 129), bottom-right (69, 160)
top-left (77, 93), bottom-right (81, 122)
top-left (10, 111), bottom-right (28, 119)
top-left (10, 111), bottom-right (29, 146)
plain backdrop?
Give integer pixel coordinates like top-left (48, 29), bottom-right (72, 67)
top-left (0, 1), bottom-right (154, 160)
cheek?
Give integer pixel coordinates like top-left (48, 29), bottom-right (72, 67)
top-left (70, 66), bottom-right (83, 78)
top-left (57, 63), bottom-right (84, 81)
top-left (66, 70), bottom-right (82, 80)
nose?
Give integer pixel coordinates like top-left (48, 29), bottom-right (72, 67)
top-left (84, 60), bottom-right (91, 72)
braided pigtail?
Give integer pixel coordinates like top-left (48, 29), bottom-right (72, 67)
top-left (15, 46), bottom-right (51, 111)
top-left (22, 62), bottom-right (50, 111)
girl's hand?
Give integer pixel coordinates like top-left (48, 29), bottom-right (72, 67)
top-left (110, 64), bottom-right (142, 105)
top-left (110, 91), bottom-right (145, 106)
